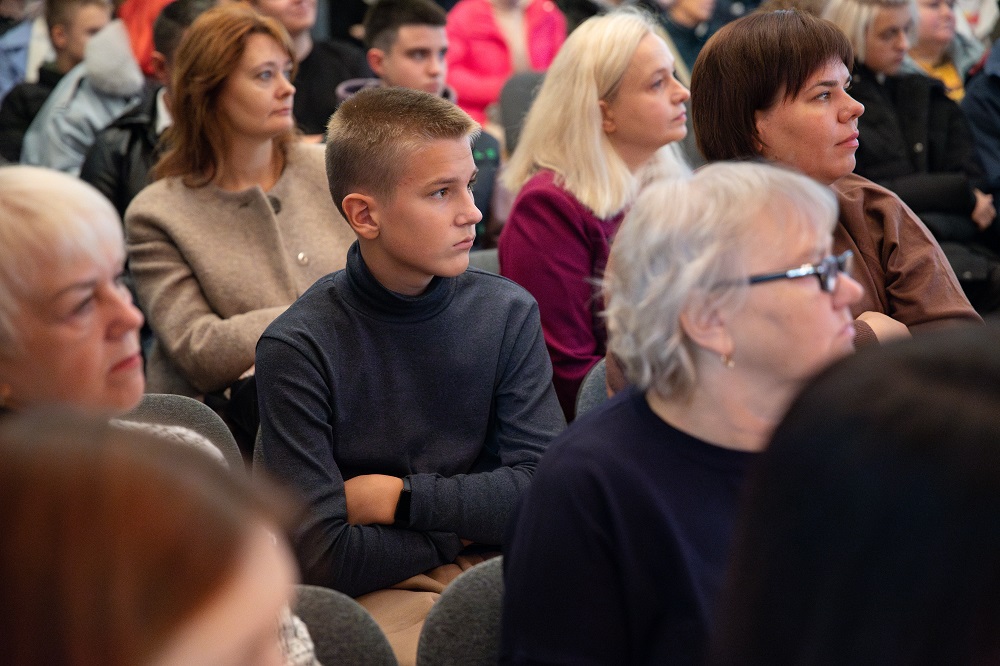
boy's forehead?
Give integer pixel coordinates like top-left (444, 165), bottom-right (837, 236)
top-left (390, 23), bottom-right (447, 51)
top-left (398, 137), bottom-right (475, 185)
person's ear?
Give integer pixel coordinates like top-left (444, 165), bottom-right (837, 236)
top-left (367, 48), bottom-right (386, 79)
top-left (50, 23), bottom-right (68, 51)
top-left (342, 193), bottom-right (381, 240)
top-left (150, 51), bottom-right (169, 87)
top-left (678, 292), bottom-right (733, 360)
top-left (599, 99), bottom-right (616, 134)
top-left (753, 110), bottom-right (769, 154)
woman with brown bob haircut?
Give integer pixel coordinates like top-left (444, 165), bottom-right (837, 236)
top-left (125, 3), bottom-right (354, 442)
top-left (690, 9), bottom-right (981, 343)
top-left (0, 411), bottom-right (298, 665)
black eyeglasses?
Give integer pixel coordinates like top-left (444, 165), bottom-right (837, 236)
top-left (747, 250), bottom-right (854, 293)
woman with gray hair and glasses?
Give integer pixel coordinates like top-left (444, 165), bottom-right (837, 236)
top-left (501, 160), bottom-right (862, 665)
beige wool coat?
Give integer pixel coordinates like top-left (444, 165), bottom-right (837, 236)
top-left (125, 142), bottom-right (355, 397)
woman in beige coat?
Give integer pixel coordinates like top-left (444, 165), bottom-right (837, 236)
top-left (125, 5), bottom-right (353, 436)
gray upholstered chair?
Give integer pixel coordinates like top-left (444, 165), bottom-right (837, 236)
top-left (575, 357), bottom-right (608, 418)
top-left (125, 393), bottom-right (244, 471)
top-left (252, 425), bottom-right (265, 474)
top-left (416, 556), bottom-right (504, 666)
top-left (499, 71), bottom-right (545, 154)
top-left (294, 584), bottom-right (398, 666)
top-left (468, 248), bottom-right (500, 274)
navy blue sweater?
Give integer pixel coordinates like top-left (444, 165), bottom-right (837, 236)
top-left (501, 387), bottom-right (755, 665)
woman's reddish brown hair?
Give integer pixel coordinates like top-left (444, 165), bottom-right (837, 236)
top-left (0, 410), bottom-right (292, 665)
top-left (154, 3), bottom-right (298, 186)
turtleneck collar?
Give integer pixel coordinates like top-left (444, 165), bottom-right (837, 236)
top-left (341, 242), bottom-right (456, 322)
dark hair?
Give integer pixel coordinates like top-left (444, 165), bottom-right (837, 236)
top-left (709, 325), bottom-right (1000, 665)
top-left (690, 10), bottom-right (853, 162)
top-left (151, 0), bottom-right (214, 61)
top-left (325, 86), bottom-right (478, 217)
top-left (0, 410), bottom-right (293, 665)
top-left (363, 0), bottom-right (446, 50)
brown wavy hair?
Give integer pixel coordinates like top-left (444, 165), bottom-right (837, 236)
top-left (153, 3), bottom-right (297, 186)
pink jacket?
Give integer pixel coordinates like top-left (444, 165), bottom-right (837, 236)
top-left (446, 0), bottom-right (566, 124)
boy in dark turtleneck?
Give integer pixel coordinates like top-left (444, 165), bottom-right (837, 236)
top-left (254, 87), bottom-right (564, 664)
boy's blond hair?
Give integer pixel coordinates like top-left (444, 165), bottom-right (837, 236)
top-left (325, 87), bottom-right (479, 218)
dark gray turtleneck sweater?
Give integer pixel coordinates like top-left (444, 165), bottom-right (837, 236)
top-left (256, 242), bottom-right (565, 597)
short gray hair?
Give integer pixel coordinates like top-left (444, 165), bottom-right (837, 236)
top-left (0, 166), bottom-right (122, 353)
top-left (604, 161), bottom-right (838, 399)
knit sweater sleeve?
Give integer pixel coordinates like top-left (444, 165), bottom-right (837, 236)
top-left (406, 294), bottom-right (565, 544)
top-left (256, 333), bottom-right (464, 598)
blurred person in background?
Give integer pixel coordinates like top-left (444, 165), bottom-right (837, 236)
top-left (80, 0), bottom-right (212, 219)
top-left (20, 0), bottom-right (174, 174)
top-left (445, 0), bottom-right (566, 127)
top-left (903, 0), bottom-right (983, 100)
top-left (0, 0), bottom-right (111, 162)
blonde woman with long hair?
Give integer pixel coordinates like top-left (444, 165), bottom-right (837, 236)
top-left (498, 8), bottom-right (690, 419)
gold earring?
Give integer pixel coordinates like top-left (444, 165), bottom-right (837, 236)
top-left (721, 353), bottom-right (735, 369)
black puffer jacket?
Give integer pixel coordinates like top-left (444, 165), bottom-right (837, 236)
top-left (853, 63), bottom-right (984, 219)
top-left (0, 65), bottom-right (63, 162)
top-left (79, 85), bottom-right (161, 218)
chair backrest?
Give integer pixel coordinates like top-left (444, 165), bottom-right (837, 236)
top-left (416, 556), bottom-right (504, 666)
top-left (125, 393), bottom-right (244, 472)
top-left (294, 584), bottom-right (398, 666)
top-left (499, 71), bottom-right (545, 154)
top-left (468, 248), bottom-right (500, 274)
top-left (575, 357), bottom-right (608, 419)
top-left (252, 425), bottom-right (265, 473)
